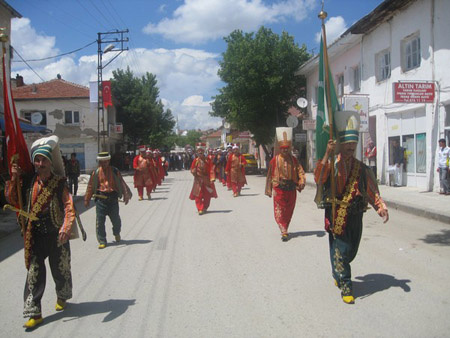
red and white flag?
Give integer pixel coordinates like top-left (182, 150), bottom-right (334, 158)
top-left (102, 80), bottom-right (113, 108)
top-left (2, 49), bottom-right (33, 175)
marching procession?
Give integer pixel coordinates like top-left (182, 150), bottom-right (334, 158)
top-left (2, 110), bottom-right (393, 330)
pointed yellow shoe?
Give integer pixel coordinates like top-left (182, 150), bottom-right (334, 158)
top-left (55, 299), bottom-right (66, 311)
top-left (198, 210), bottom-right (204, 215)
top-left (342, 295), bottom-right (355, 304)
top-left (24, 316), bottom-right (43, 329)
top-left (138, 196), bottom-right (143, 201)
top-left (98, 243), bottom-right (106, 249)
top-left (334, 279), bottom-right (339, 287)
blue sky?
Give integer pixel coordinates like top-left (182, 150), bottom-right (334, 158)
top-left (8, 0), bottom-right (382, 130)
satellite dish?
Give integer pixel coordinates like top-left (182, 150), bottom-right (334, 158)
top-left (31, 112), bottom-right (43, 125)
top-left (224, 122), bottom-right (230, 129)
top-left (296, 97), bottom-right (308, 108)
top-left (286, 115), bottom-right (298, 128)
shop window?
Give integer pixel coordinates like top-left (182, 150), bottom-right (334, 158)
top-left (402, 134), bottom-right (415, 173)
top-left (416, 133), bottom-right (426, 173)
top-left (445, 104), bottom-right (450, 127)
top-left (388, 136), bottom-right (401, 165)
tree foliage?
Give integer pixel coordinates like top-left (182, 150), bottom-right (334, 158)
top-left (211, 27), bottom-right (309, 150)
top-left (111, 67), bottom-right (175, 150)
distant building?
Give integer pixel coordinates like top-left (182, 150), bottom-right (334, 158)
top-left (12, 77), bottom-right (123, 173)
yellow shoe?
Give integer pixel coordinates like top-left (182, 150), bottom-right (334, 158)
top-left (334, 279), bottom-right (338, 287)
top-left (24, 316), bottom-right (43, 329)
top-left (98, 243), bottom-right (106, 249)
top-left (198, 210), bottom-right (204, 215)
top-left (138, 196), bottom-right (143, 201)
top-left (115, 235), bottom-right (121, 242)
top-left (342, 295), bottom-right (355, 304)
top-left (55, 299), bottom-right (66, 311)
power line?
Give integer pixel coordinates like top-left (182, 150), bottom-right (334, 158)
top-left (12, 40), bottom-right (96, 63)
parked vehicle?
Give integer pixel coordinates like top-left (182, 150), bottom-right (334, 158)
top-left (242, 153), bottom-right (259, 174)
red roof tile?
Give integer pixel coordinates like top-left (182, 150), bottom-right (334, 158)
top-left (12, 79), bottom-right (89, 100)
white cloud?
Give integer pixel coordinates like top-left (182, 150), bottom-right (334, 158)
top-left (163, 96), bottom-right (222, 130)
top-left (315, 16), bottom-right (348, 44)
top-left (10, 18), bottom-right (222, 130)
top-left (11, 18), bottom-right (60, 68)
top-left (143, 0), bottom-right (316, 44)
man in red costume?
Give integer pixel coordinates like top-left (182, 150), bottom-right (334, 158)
top-left (189, 143), bottom-right (217, 215)
top-left (225, 144), bottom-right (247, 197)
top-left (133, 146), bottom-right (153, 200)
top-left (265, 128), bottom-right (306, 241)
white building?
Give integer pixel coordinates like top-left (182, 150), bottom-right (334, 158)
top-left (12, 77), bottom-right (123, 173)
top-left (298, 0), bottom-right (450, 191)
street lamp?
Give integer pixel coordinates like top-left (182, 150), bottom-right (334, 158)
top-left (96, 30), bottom-right (128, 152)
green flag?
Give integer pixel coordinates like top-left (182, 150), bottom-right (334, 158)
top-left (316, 35), bottom-right (340, 159)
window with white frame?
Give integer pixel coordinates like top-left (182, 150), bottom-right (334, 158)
top-left (64, 110), bottom-right (80, 125)
top-left (352, 65), bottom-right (360, 92)
top-left (376, 49), bottom-right (391, 81)
top-left (337, 74), bottom-right (344, 97)
top-left (402, 33), bottom-right (421, 71)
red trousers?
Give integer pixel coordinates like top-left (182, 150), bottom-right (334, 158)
top-left (194, 187), bottom-right (212, 212)
top-left (232, 182), bottom-right (243, 194)
top-left (273, 186), bottom-right (297, 234)
top-left (137, 186), bottom-right (152, 197)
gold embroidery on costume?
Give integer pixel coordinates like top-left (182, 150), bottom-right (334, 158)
top-left (23, 257), bottom-right (41, 316)
top-left (334, 247), bottom-right (344, 274)
top-left (333, 160), bottom-right (360, 235)
top-left (57, 245), bottom-right (72, 300)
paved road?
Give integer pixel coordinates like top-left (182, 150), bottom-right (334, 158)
top-left (1, 170), bottom-right (449, 337)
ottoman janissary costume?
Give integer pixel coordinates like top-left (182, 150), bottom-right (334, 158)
top-left (225, 144), bottom-right (247, 197)
top-left (85, 152), bottom-right (132, 249)
top-left (265, 128), bottom-right (306, 241)
top-left (133, 145), bottom-right (153, 200)
top-left (5, 136), bottom-right (79, 329)
top-left (314, 111), bottom-right (389, 304)
top-left (189, 143), bottom-right (217, 215)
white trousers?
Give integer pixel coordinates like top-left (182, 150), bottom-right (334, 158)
top-left (388, 164), bottom-right (403, 186)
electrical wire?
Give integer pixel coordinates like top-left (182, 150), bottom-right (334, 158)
top-left (12, 40), bottom-right (96, 63)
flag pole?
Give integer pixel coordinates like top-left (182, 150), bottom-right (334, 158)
top-left (318, 5), bottom-right (337, 225)
top-left (1, 29), bottom-right (25, 234)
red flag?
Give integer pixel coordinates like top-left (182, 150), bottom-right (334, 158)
top-left (2, 49), bottom-right (33, 175)
top-left (102, 80), bottom-right (113, 108)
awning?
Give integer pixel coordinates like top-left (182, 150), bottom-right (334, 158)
top-left (0, 117), bottom-right (51, 134)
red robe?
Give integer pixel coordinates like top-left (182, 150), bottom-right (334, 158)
top-left (265, 154), bottom-right (305, 235)
top-left (189, 156), bottom-right (217, 212)
top-left (225, 153), bottom-right (247, 194)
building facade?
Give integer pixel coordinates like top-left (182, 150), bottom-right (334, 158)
top-left (298, 0), bottom-right (450, 191)
top-left (12, 77), bottom-right (122, 173)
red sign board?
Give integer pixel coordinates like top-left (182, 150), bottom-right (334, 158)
top-left (394, 82), bottom-right (435, 103)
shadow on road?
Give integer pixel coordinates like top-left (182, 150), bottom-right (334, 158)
top-left (37, 298), bottom-right (136, 326)
top-left (420, 229), bottom-right (450, 246)
top-left (238, 193), bottom-right (259, 197)
top-left (204, 210), bottom-right (233, 214)
top-left (353, 273), bottom-right (411, 300)
top-left (289, 230), bottom-right (326, 239)
top-left (113, 239), bottom-right (152, 247)
top-left (148, 197), bottom-right (168, 201)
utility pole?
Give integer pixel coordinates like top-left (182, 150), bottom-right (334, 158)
top-left (97, 29), bottom-right (129, 152)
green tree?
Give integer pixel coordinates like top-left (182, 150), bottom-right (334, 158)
top-left (211, 27), bottom-right (309, 155)
top-left (111, 67), bottom-right (175, 150)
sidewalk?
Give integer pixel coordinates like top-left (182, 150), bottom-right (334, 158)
top-left (1, 172), bottom-right (449, 240)
top-left (304, 172), bottom-right (450, 224)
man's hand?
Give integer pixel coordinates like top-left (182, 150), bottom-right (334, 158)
top-left (124, 197), bottom-right (130, 205)
top-left (297, 183), bottom-right (305, 191)
top-left (10, 163), bottom-right (22, 181)
top-left (59, 231), bottom-right (70, 244)
top-left (379, 209), bottom-right (389, 223)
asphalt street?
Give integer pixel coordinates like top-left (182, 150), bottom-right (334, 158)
top-left (0, 170), bottom-right (449, 337)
